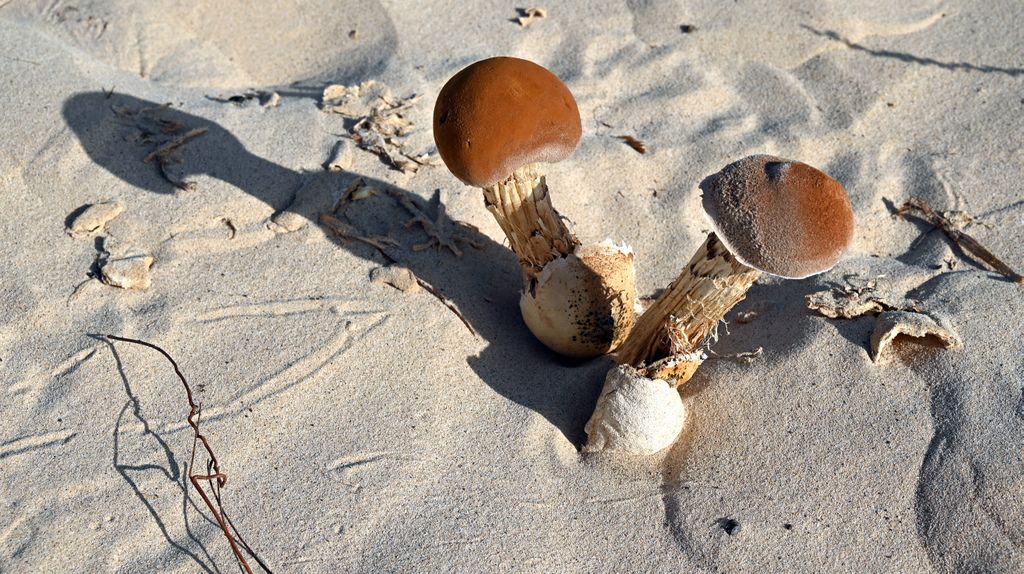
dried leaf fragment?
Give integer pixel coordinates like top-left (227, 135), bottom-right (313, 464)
top-left (516, 7), bottom-right (547, 27)
top-left (870, 310), bottom-right (961, 363)
top-left (616, 135), bottom-right (647, 154)
top-left (67, 201), bottom-right (124, 239)
top-left (806, 280), bottom-right (919, 319)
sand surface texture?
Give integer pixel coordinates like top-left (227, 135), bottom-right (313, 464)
top-left (1, 1), bottom-right (1022, 572)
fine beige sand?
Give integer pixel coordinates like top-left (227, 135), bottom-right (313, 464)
top-left (2, 1), bottom-right (1022, 572)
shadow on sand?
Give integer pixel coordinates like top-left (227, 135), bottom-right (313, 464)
top-left (64, 91), bottom-right (612, 448)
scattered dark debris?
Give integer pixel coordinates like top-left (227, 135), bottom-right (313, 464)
top-left (896, 197), bottom-right (1023, 285)
top-left (783, 523), bottom-right (793, 531)
top-left (220, 217), bottom-right (237, 240)
top-left (716, 517), bottom-right (741, 536)
top-left (679, 24), bottom-right (697, 33)
top-left (205, 90), bottom-right (281, 108)
top-left (616, 135), bottom-right (647, 154)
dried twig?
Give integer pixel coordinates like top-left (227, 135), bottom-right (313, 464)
top-left (616, 135), bottom-right (647, 154)
top-left (896, 197), bottom-right (1023, 285)
top-left (103, 335), bottom-right (270, 574)
top-left (415, 277), bottom-right (477, 337)
top-left (143, 128), bottom-right (208, 191)
top-left (319, 213), bottom-right (401, 252)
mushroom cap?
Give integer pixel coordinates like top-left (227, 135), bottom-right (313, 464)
top-left (433, 57), bottom-right (582, 188)
top-left (700, 155), bottom-right (854, 279)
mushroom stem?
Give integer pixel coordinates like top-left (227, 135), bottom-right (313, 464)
top-left (615, 233), bottom-right (761, 368)
top-left (482, 163), bottom-right (578, 278)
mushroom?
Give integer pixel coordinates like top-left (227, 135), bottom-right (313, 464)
top-left (433, 57), bottom-right (636, 357)
top-left (584, 155), bottom-right (854, 454)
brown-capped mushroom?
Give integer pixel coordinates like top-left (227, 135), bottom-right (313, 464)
top-left (615, 155), bottom-right (854, 369)
top-left (434, 57), bottom-right (636, 357)
top-left (584, 156), bottom-right (853, 455)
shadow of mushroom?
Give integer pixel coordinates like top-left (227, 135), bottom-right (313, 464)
top-left (63, 91), bottom-right (608, 445)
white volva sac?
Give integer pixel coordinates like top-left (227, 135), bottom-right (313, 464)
top-left (582, 364), bottom-right (686, 455)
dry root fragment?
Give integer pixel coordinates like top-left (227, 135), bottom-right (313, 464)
top-left (370, 265), bottom-right (420, 293)
top-left (870, 310), bottom-right (961, 363)
top-left (394, 190), bottom-right (483, 257)
top-left (319, 213), bottom-right (400, 252)
top-left (67, 201), bottom-right (124, 239)
top-left (99, 249), bottom-right (154, 290)
top-left (583, 364), bottom-right (686, 455)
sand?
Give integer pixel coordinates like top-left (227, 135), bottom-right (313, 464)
top-left (1, 1), bottom-right (1022, 572)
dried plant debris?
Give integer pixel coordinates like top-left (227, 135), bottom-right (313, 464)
top-left (707, 347), bottom-right (764, 365)
top-left (616, 135), bottom-right (647, 154)
top-left (370, 265), bottom-right (420, 293)
top-left (324, 139), bottom-right (354, 172)
top-left (66, 201), bottom-right (123, 239)
top-left (806, 278), bottom-right (920, 319)
top-left (319, 213), bottom-right (400, 252)
top-left (870, 311), bottom-right (961, 363)
top-left (515, 7), bottom-right (547, 27)
top-left (896, 197), bottom-right (1023, 285)
top-left (206, 90), bottom-right (281, 108)
top-left (321, 81), bottom-right (438, 174)
top-left (112, 103), bottom-right (207, 191)
top-left (99, 248), bottom-right (154, 290)
top-left (393, 189), bottom-right (483, 257)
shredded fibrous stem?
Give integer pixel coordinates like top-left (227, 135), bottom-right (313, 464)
top-left (482, 163), bottom-right (578, 278)
top-left (615, 233), bottom-right (760, 367)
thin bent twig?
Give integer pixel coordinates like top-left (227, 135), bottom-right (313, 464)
top-left (104, 334), bottom-right (271, 573)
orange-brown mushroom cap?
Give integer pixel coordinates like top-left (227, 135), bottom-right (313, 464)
top-left (433, 57), bottom-right (582, 188)
top-left (700, 155), bottom-right (854, 279)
